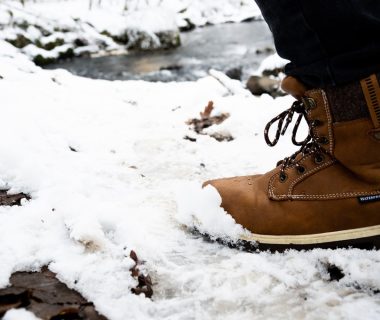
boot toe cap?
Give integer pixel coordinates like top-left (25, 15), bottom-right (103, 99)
top-left (202, 175), bottom-right (263, 231)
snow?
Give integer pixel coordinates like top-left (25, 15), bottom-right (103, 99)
top-left (23, 0), bottom-right (261, 29)
top-left (3, 309), bottom-right (41, 320)
top-left (174, 0), bottom-right (262, 27)
top-left (209, 69), bottom-right (251, 97)
top-left (257, 53), bottom-right (289, 76)
top-left (22, 42), bottom-right (72, 60)
top-left (175, 182), bottom-right (250, 242)
top-left (125, 8), bottom-right (177, 33)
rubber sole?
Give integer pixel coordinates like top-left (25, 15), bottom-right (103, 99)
top-left (192, 225), bottom-right (380, 252)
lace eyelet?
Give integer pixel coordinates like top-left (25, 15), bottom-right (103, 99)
top-left (314, 154), bottom-right (325, 164)
top-left (312, 119), bottom-right (322, 127)
top-left (318, 137), bottom-right (329, 145)
top-left (305, 98), bottom-right (317, 110)
top-left (279, 172), bottom-right (288, 183)
top-left (297, 166), bottom-right (306, 174)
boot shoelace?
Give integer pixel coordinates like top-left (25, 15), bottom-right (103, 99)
top-left (264, 99), bottom-right (327, 182)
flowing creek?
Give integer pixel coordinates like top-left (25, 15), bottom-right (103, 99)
top-left (46, 20), bottom-right (274, 82)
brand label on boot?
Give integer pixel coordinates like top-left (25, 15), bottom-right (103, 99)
top-left (358, 194), bottom-right (380, 204)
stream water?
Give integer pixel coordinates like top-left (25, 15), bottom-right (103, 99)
top-left (46, 20), bottom-right (274, 82)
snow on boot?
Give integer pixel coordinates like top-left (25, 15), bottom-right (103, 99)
top-left (202, 74), bottom-right (380, 251)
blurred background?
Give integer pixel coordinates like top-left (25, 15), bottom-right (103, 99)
top-left (0, 0), bottom-right (282, 88)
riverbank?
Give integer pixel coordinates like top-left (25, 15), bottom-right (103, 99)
top-left (0, 0), bottom-right (261, 66)
top-left (46, 20), bottom-right (275, 83)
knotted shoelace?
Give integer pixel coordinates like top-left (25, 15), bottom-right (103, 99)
top-left (264, 99), bottom-right (326, 181)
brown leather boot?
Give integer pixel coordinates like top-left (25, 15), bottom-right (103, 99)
top-left (204, 74), bottom-right (380, 251)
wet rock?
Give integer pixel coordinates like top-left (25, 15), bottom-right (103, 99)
top-left (33, 47), bottom-right (75, 66)
top-left (58, 48), bottom-right (75, 60)
top-left (14, 20), bottom-right (30, 31)
top-left (0, 251), bottom-right (153, 319)
top-left (255, 47), bottom-right (275, 55)
top-left (109, 31), bottom-right (129, 45)
top-left (160, 64), bottom-right (183, 71)
top-left (0, 190), bottom-right (30, 206)
top-left (225, 67), bottom-right (242, 81)
top-left (33, 55), bottom-right (56, 67)
top-left (74, 38), bottom-right (89, 47)
top-left (157, 31), bottom-right (181, 50)
top-left (246, 52), bottom-right (287, 98)
top-left (35, 25), bottom-right (52, 37)
top-left (246, 75), bottom-right (283, 98)
top-left (6, 34), bottom-right (31, 49)
top-left (35, 38), bottom-right (65, 51)
top-left (0, 268), bottom-right (106, 320)
top-left (179, 18), bottom-right (196, 32)
top-left (262, 68), bottom-right (284, 78)
top-left (126, 30), bottom-right (181, 51)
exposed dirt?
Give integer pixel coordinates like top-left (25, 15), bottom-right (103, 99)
top-left (0, 251), bottom-right (153, 320)
top-left (0, 267), bottom-right (106, 320)
top-left (325, 263), bottom-right (345, 282)
top-left (0, 190), bottom-right (30, 206)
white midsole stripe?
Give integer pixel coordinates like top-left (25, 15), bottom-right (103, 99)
top-left (239, 225), bottom-right (380, 245)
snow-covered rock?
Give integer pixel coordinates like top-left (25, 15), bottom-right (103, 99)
top-left (175, 0), bottom-right (262, 27)
top-left (258, 52), bottom-right (289, 75)
top-left (0, 1), bottom-right (122, 65)
top-left (122, 8), bottom-right (180, 50)
top-left (246, 53), bottom-right (290, 97)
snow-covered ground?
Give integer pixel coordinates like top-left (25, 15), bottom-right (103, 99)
top-left (1, 38), bottom-right (380, 320)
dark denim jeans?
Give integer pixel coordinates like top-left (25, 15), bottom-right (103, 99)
top-left (254, 0), bottom-right (380, 88)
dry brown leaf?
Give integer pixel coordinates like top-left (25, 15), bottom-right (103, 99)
top-left (200, 101), bottom-right (214, 119)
